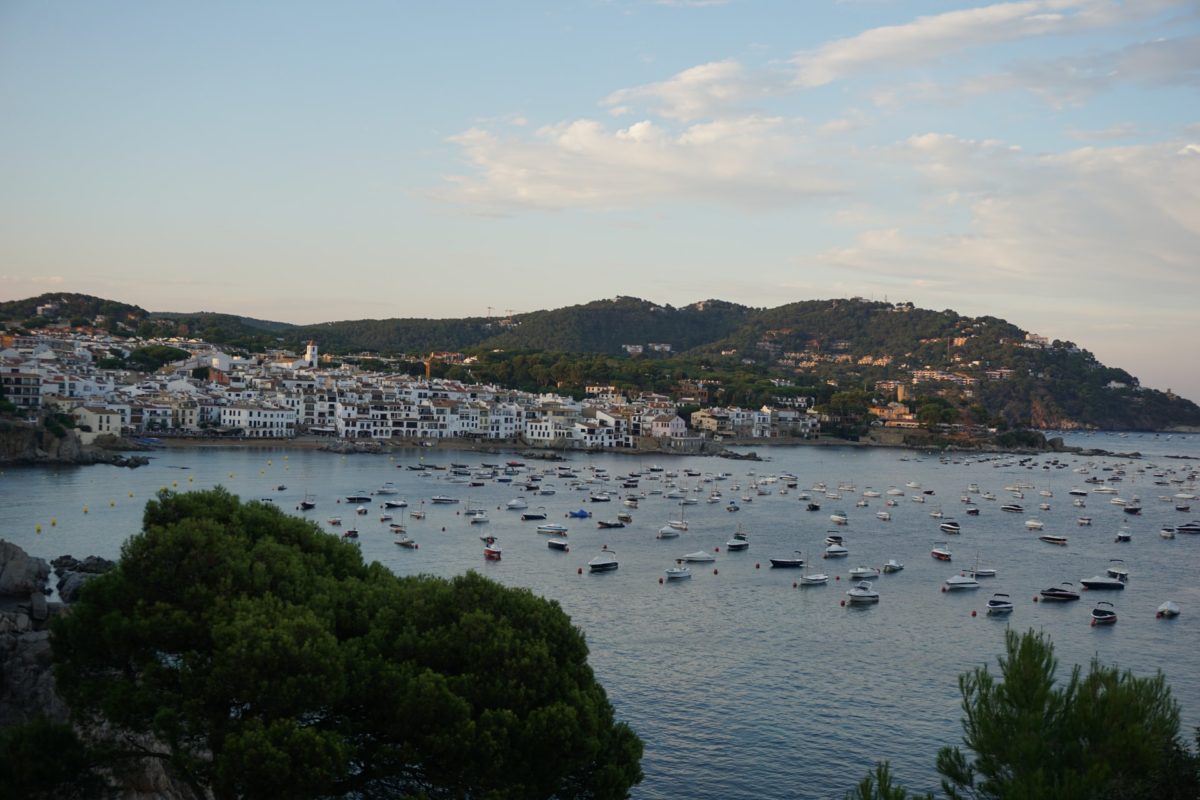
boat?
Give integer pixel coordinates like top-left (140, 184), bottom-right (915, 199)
top-left (505, 498), bottom-right (528, 510)
top-left (1176, 520), bottom-right (1200, 534)
top-left (726, 502), bottom-right (740, 512)
top-left (656, 525), bottom-right (680, 539)
top-left (468, 511), bottom-right (490, 525)
top-left (1024, 519), bottom-right (1044, 530)
top-left (345, 492), bottom-right (371, 504)
top-left (664, 561), bottom-right (692, 581)
top-left (521, 507), bottom-right (548, 521)
top-left (1039, 534), bottom-right (1068, 546)
top-left (379, 513), bottom-right (393, 522)
top-left (617, 511), bottom-right (633, 524)
top-left (597, 519), bottom-right (625, 529)
top-left (375, 482), bottom-right (398, 495)
top-left (969, 566), bottom-right (997, 579)
top-left (823, 543), bottom-right (849, 559)
top-left (430, 495), bottom-right (458, 504)
top-left (1105, 559), bottom-right (1129, 582)
top-left (1040, 582), bottom-right (1080, 602)
top-left (848, 565), bottom-right (880, 580)
top-left (987, 593), bottom-right (1014, 614)
top-left (481, 535), bottom-right (502, 560)
top-left (845, 580), bottom-right (880, 604)
top-left (939, 519), bottom-right (961, 534)
top-left (383, 499), bottom-right (408, 509)
top-left (1114, 528), bottom-right (1132, 543)
top-left (1091, 601), bottom-right (1117, 625)
top-left (806, 502), bottom-right (821, 512)
top-left (355, 505), bottom-right (368, 516)
top-left (1001, 503), bottom-right (1024, 513)
top-left (342, 528), bottom-right (359, 539)
top-left (567, 509), bottom-right (592, 519)
top-left (1080, 574), bottom-right (1125, 590)
top-left (769, 551), bottom-right (805, 568)
top-left (800, 553), bottom-right (829, 585)
top-left (537, 522), bottom-right (568, 535)
top-left (944, 573), bottom-right (980, 591)
top-left (726, 527), bottom-right (749, 551)
top-left (395, 535), bottom-right (417, 548)
top-left (829, 510), bottom-right (849, 525)
top-left (931, 542), bottom-right (952, 561)
top-left (1157, 601), bottom-right (1181, 619)
top-left (326, 516), bottom-right (342, 526)
top-left (299, 495), bottom-right (316, 511)
top-left (1077, 516), bottom-right (1092, 526)
top-left (824, 533), bottom-right (844, 545)
top-left (876, 511), bottom-right (891, 521)
top-left (1161, 526), bottom-right (1176, 539)
top-left (882, 559), bottom-right (904, 573)
top-left (409, 510), bottom-right (426, 520)
top-left (547, 537), bottom-right (569, 552)
top-left (682, 550), bottom-right (715, 563)
top-left (965, 507), bottom-right (980, 516)
top-left (588, 546), bottom-right (619, 572)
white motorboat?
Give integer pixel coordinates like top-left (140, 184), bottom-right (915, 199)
top-left (664, 561), bottom-right (692, 580)
top-left (939, 519), bottom-right (961, 534)
top-left (1105, 559), bottom-right (1129, 582)
top-left (682, 550), bottom-right (716, 563)
top-left (876, 511), bottom-right (891, 521)
top-left (1024, 519), bottom-right (1044, 530)
top-left (986, 593), bottom-right (1014, 614)
top-left (848, 565), bottom-right (880, 580)
top-left (846, 580), bottom-right (880, 604)
top-left (1157, 601), bottom-right (1181, 619)
top-left (1091, 601), bottom-right (1117, 626)
top-left (726, 527), bottom-right (749, 551)
top-left (882, 559), bottom-right (904, 573)
top-left (824, 543), bottom-right (849, 558)
top-left (1080, 574), bottom-right (1125, 590)
top-left (383, 499), bottom-right (408, 509)
top-left (588, 546), bottom-right (619, 572)
top-left (799, 556), bottom-right (829, 585)
top-left (505, 498), bottom-right (528, 510)
top-left (521, 507), bottom-right (548, 521)
top-left (536, 523), bottom-right (568, 535)
top-left (931, 542), bottom-right (952, 561)
top-left (829, 510), bottom-right (849, 525)
top-left (482, 536), bottom-right (502, 561)
top-left (944, 573), bottom-right (980, 591)
top-left (375, 482), bottom-right (399, 495)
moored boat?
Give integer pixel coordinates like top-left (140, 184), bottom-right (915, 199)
top-left (588, 546), bottom-right (619, 572)
top-left (986, 593), bottom-right (1014, 614)
top-left (846, 580), bottom-right (880, 604)
top-left (1040, 582), bottom-right (1080, 602)
top-left (1091, 601), bottom-right (1117, 625)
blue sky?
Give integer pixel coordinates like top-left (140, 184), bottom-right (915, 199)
top-left (2, 1), bottom-right (1198, 400)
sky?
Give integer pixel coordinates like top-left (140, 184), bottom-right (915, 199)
top-left (1, 1), bottom-right (1198, 400)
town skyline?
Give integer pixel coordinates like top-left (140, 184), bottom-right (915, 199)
top-left (2, 1), bottom-right (1198, 399)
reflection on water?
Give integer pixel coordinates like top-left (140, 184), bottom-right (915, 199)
top-left (3, 433), bottom-right (1198, 798)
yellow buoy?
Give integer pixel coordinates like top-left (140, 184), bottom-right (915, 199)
top-left (188, 475), bottom-right (193, 482)
top-left (267, 460), bottom-right (272, 466)
top-left (229, 473), bottom-right (235, 478)
top-left (128, 490), bottom-right (134, 497)
top-left (50, 517), bottom-right (57, 526)
top-left (35, 524), bottom-right (42, 534)
top-left (83, 505), bottom-right (89, 514)
top-left (172, 480), bottom-right (178, 488)
top-left (109, 500), bottom-right (115, 507)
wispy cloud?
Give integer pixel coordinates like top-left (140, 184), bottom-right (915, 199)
top-left (603, 60), bottom-right (787, 122)
top-left (440, 116), bottom-right (840, 212)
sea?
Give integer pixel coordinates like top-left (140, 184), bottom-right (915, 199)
top-left (3, 430), bottom-right (1198, 798)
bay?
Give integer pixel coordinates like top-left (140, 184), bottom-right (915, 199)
top-left (3, 432), bottom-right (1198, 797)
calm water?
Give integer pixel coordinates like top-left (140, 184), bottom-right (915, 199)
top-left (3, 433), bottom-right (1198, 798)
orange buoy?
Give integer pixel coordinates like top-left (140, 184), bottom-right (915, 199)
top-left (658, 577), bottom-right (664, 584)
top-left (941, 586), bottom-right (947, 592)
top-left (577, 567), bottom-right (583, 575)
top-left (714, 546), bottom-right (720, 552)
top-left (840, 599), bottom-right (846, 607)
top-left (792, 582), bottom-right (797, 588)
top-left (971, 610), bottom-right (977, 617)
top-left (1033, 596), bottom-right (1039, 602)
top-left (713, 568), bottom-right (718, 575)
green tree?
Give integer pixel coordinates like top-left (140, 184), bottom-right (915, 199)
top-left (53, 488), bottom-right (642, 800)
top-left (937, 629), bottom-right (1198, 800)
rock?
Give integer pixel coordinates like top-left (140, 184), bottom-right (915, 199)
top-left (30, 590), bottom-right (48, 622)
top-left (78, 555), bottom-right (115, 574)
top-left (0, 625), bottom-right (70, 726)
top-left (52, 555), bottom-right (81, 575)
top-left (57, 571), bottom-right (98, 603)
top-left (0, 540), bottom-right (52, 597)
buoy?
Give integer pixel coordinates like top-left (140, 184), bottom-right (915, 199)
top-left (840, 599), bottom-right (846, 607)
top-left (441, 527), bottom-right (446, 532)
top-left (713, 568), bottom-right (718, 575)
top-left (577, 567), bottom-right (583, 575)
top-left (83, 505), bottom-right (88, 514)
top-left (50, 518), bottom-right (56, 526)
top-left (188, 476), bottom-right (193, 482)
top-left (414, 543), bottom-right (419, 549)
top-left (229, 473), bottom-right (234, 478)
top-left (172, 480), bottom-right (178, 488)
top-left (1034, 596), bottom-right (1039, 602)
top-left (109, 500), bottom-right (114, 507)
top-left (714, 546), bottom-right (720, 552)
top-left (971, 610), bottom-right (977, 617)
top-left (128, 491), bottom-right (133, 497)
top-left (941, 586), bottom-right (947, 592)
top-left (35, 524), bottom-right (42, 534)
top-left (658, 577), bottom-right (664, 584)
top-left (792, 581), bottom-right (797, 588)
top-left (755, 563), bottom-right (760, 569)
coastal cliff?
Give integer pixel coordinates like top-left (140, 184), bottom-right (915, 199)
top-left (0, 420), bottom-right (147, 468)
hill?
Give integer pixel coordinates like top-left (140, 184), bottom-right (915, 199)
top-left (3, 292), bottom-right (1198, 431)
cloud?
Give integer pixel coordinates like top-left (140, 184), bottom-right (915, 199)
top-left (1066, 122), bottom-right (1138, 141)
top-left (441, 116), bottom-right (841, 212)
top-left (654, 0), bottom-right (732, 6)
top-left (790, 0), bottom-right (1193, 88)
top-left (603, 60), bottom-right (786, 122)
top-left (816, 135), bottom-right (1200, 307)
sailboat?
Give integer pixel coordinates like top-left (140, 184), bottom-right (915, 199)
top-left (667, 502), bottom-right (688, 532)
top-left (799, 551), bottom-right (829, 585)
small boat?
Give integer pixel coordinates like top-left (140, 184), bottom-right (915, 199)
top-left (682, 550), bottom-right (715, 563)
top-left (345, 492), bottom-right (371, 504)
top-left (1039, 534), bottom-right (1068, 546)
top-left (849, 565), bottom-right (880, 580)
top-left (597, 520), bottom-right (625, 529)
top-left (379, 513), bottom-right (393, 522)
top-left (1115, 528), bottom-right (1132, 543)
top-left (830, 511), bottom-right (848, 525)
top-left (1105, 559), bottom-right (1129, 582)
top-left (567, 509), bottom-right (592, 519)
top-left (327, 516), bottom-right (342, 526)
top-left (536, 523), bottom-right (568, 535)
top-left (965, 507), bottom-right (980, 516)
top-left (944, 573), bottom-right (980, 591)
top-left (521, 507), bottom-right (548, 521)
top-left (395, 536), bottom-right (417, 549)
top-left (726, 527), bottom-right (749, 551)
top-left (617, 511), bottom-right (633, 524)
top-left (1077, 516), bottom-right (1092, 526)
top-left (1024, 519), bottom-right (1044, 530)
top-left (806, 502), bottom-right (821, 512)
top-left (1001, 503), bottom-right (1024, 513)
top-left (547, 538), bottom-right (569, 552)
top-left (800, 554), bottom-right (828, 585)
top-left (355, 506), bottom-right (368, 516)
top-left (824, 543), bottom-right (849, 558)
top-left (1091, 601), bottom-right (1117, 625)
top-left (1080, 574), bottom-right (1125, 590)
top-left (931, 542), bottom-right (952, 561)
top-left (505, 498), bottom-right (528, 510)
top-left (299, 495), bottom-right (316, 511)
top-left (588, 546), bottom-right (619, 572)
top-left (769, 551), bottom-right (805, 568)
top-left (430, 495), bottom-right (459, 504)
top-left (664, 561), bottom-right (692, 580)
top-left (882, 559), bottom-right (904, 573)
top-left (482, 536), bottom-right (502, 560)
top-left (1040, 582), bottom-right (1080, 601)
top-left (1175, 520), bottom-right (1200, 534)
top-left (656, 525), bottom-right (680, 539)
top-left (375, 482), bottom-right (398, 495)
top-left (987, 593), bottom-right (1014, 614)
top-left (1157, 601), bottom-right (1180, 619)
top-left (409, 510), bottom-right (426, 520)
top-left (939, 520), bottom-right (961, 534)
top-left (969, 566), bottom-right (997, 579)
top-left (383, 499), bottom-right (408, 509)
top-left (469, 512), bottom-right (490, 525)
top-left (342, 528), bottom-right (359, 539)
top-left (876, 511), bottom-right (891, 521)
top-left (1161, 526), bottom-right (1176, 539)
top-left (726, 502), bottom-right (740, 512)
top-left (846, 580), bottom-right (880, 604)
